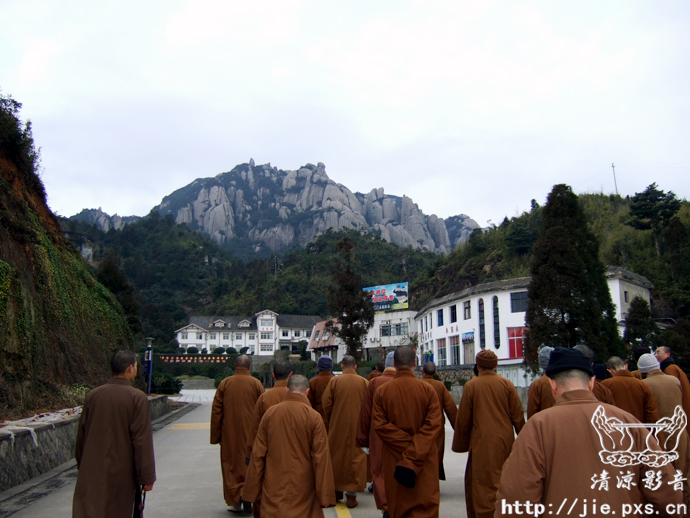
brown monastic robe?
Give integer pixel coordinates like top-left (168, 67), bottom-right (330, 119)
top-left (495, 390), bottom-right (682, 517)
top-left (601, 369), bottom-right (659, 423)
top-left (368, 370), bottom-right (381, 381)
top-left (243, 393), bottom-right (336, 517)
top-left (452, 371), bottom-right (525, 518)
top-left (592, 379), bottom-right (615, 404)
top-left (356, 366), bottom-right (396, 511)
top-left (421, 372), bottom-right (457, 480)
top-left (322, 368), bottom-right (368, 492)
top-left (632, 369), bottom-right (643, 379)
top-left (643, 370), bottom-right (690, 506)
top-left (73, 377), bottom-right (156, 518)
top-left (663, 363), bottom-right (690, 425)
top-left (527, 374), bottom-right (555, 419)
top-left (211, 369), bottom-right (264, 506)
top-left (246, 379), bottom-right (289, 457)
top-left (372, 369), bottom-right (443, 518)
top-left (309, 370), bottom-right (334, 429)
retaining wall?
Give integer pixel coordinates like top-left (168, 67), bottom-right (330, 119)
top-left (0, 395), bottom-right (170, 493)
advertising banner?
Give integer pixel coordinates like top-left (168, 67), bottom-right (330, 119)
top-left (364, 282), bottom-right (409, 312)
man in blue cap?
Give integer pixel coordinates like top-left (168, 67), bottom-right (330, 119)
top-left (309, 355), bottom-right (334, 429)
top-left (496, 347), bottom-right (682, 517)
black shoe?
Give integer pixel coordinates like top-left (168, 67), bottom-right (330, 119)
top-left (241, 499), bottom-right (252, 514)
top-left (367, 483), bottom-right (374, 492)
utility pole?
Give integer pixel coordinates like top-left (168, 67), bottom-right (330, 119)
top-left (611, 163), bottom-right (619, 196)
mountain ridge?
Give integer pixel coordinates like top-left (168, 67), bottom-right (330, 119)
top-left (70, 160), bottom-right (479, 257)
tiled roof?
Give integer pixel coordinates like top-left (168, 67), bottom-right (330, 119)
top-left (187, 315), bottom-right (257, 331)
top-left (605, 266), bottom-right (654, 289)
top-left (276, 314), bottom-right (323, 329)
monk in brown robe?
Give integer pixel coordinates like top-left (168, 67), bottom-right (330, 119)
top-left (496, 347), bottom-right (681, 517)
top-left (368, 360), bottom-right (385, 380)
top-left (452, 350), bottom-right (524, 518)
top-left (309, 355), bottom-right (334, 429)
top-left (639, 353), bottom-right (690, 507)
top-left (243, 375), bottom-right (336, 517)
top-left (357, 351), bottom-right (396, 516)
top-left (656, 346), bottom-right (690, 423)
top-left (372, 346), bottom-right (443, 518)
top-left (421, 361), bottom-right (457, 480)
top-left (322, 355), bottom-right (368, 508)
top-left (601, 356), bottom-right (659, 423)
top-left (527, 346), bottom-right (555, 418)
top-left (573, 345), bottom-right (616, 405)
top-left (244, 360), bottom-right (292, 518)
top-left (211, 355), bottom-right (264, 513)
top-left (73, 350), bottom-right (156, 518)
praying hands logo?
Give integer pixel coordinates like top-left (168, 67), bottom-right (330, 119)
top-left (592, 405), bottom-right (687, 468)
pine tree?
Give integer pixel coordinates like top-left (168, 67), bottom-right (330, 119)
top-left (325, 237), bottom-right (375, 363)
top-left (97, 249), bottom-right (142, 334)
top-left (627, 183), bottom-right (681, 256)
top-left (623, 296), bottom-right (659, 349)
top-left (524, 184), bottom-right (622, 372)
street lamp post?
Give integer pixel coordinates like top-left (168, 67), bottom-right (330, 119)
top-left (144, 337), bottom-right (154, 395)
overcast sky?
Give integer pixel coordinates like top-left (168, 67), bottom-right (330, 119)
top-left (2, 1), bottom-right (689, 227)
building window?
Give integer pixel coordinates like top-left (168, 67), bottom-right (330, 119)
top-left (282, 330), bottom-right (289, 337)
top-left (508, 327), bottom-right (527, 359)
top-left (260, 319), bottom-right (273, 327)
top-left (235, 333), bottom-right (242, 340)
top-left (429, 314), bottom-right (432, 330)
top-left (624, 291), bottom-right (629, 303)
top-left (197, 333), bottom-right (204, 340)
top-left (437, 338), bottom-right (447, 367)
top-left (209, 333), bottom-right (216, 339)
top-left (260, 344), bottom-right (272, 352)
top-left (306, 330), bottom-right (311, 338)
top-left (450, 335), bottom-right (460, 365)
top-left (222, 333), bottom-right (229, 340)
top-left (437, 309), bottom-right (444, 326)
top-left (181, 333), bottom-right (188, 340)
top-left (464, 301), bottom-right (471, 320)
top-left (478, 299), bottom-right (486, 349)
top-left (314, 330), bottom-right (321, 341)
top-left (260, 332), bottom-right (273, 340)
top-left (394, 323), bottom-right (408, 335)
top-left (248, 333), bottom-right (255, 340)
top-left (450, 305), bottom-right (457, 323)
top-left (294, 331), bottom-right (301, 338)
top-left (381, 325), bottom-right (391, 337)
top-left (493, 296), bottom-right (500, 349)
top-left (510, 292), bottom-right (529, 313)
top-left (322, 332), bottom-right (330, 341)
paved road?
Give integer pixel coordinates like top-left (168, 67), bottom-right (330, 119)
top-left (0, 391), bottom-right (468, 517)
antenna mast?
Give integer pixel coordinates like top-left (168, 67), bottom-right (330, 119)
top-left (611, 163), bottom-right (619, 196)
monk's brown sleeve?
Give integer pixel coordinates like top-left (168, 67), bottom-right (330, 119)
top-left (643, 384), bottom-right (660, 425)
top-left (509, 387), bottom-right (526, 434)
top-left (494, 422), bottom-right (545, 515)
top-left (242, 413), bottom-right (268, 503)
top-left (452, 385), bottom-right (472, 452)
top-left (321, 379), bottom-right (335, 428)
top-left (441, 388), bottom-right (458, 429)
top-left (356, 383), bottom-right (375, 447)
top-left (210, 383), bottom-right (224, 444)
top-left (371, 390), bottom-right (412, 453)
top-left (308, 380), bottom-right (317, 409)
top-left (311, 414), bottom-right (336, 508)
top-left (75, 397), bottom-right (89, 468)
top-left (246, 398), bottom-right (263, 458)
top-left (526, 382), bottom-right (539, 419)
top-left (397, 392), bottom-right (442, 474)
top-left (131, 393), bottom-right (156, 485)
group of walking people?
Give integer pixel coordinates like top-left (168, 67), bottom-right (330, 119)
top-left (71, 344), bottom-right (690, 518)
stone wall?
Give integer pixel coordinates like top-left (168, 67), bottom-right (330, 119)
top-left (0, 395), bottom-right (170, 493)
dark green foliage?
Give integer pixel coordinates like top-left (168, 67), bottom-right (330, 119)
top-left (325, 237), bottom-right (375, 362)
top-left (152, 373), bottom-right (183, 394)
top-left (524, 185), bottom-right (622, 371)
top-left (624, 296), bottom-right (660, 349)
top-left (212, 347), bottom-right (226, 354)
top-left (627, 183), bottom-right (681, 256)
top-left (96, 250), bottom-right (141, 334)
top-left (659, 319), bottom-right (690, 373)
top-left (187, 346), bottom-right (199, 354)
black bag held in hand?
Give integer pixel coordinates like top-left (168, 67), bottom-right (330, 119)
top-left (394, 465), bottom-right (416, 488)
top-left (133, 486), bottom-right (146, 518)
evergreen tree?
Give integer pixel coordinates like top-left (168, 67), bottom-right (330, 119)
top-left (623, 296), bottom-right (659, 349)
top-left (524, 184), bottom-right (622, 372)
top-left (325, 237), bottom-right (375, 363)
top-left (627, 183), bottom-right (680, 256)
top-left (96, 249), bottom-right (142, 334)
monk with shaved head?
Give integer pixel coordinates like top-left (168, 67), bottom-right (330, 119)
top-left (211, 355), bottom-right (264, 513)
top-left (372, 346), bottom-right (443, 518)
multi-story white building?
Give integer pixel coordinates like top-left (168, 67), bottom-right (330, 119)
top-left (175, 311), bottom-right (321, 356)
top-left (415, 266), bottom-right (653, 387)
top-left (308, 310), bottom-right (418, 363)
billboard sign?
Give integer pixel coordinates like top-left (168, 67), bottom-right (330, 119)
top-left (364, 282), bottom-right (409, 312)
